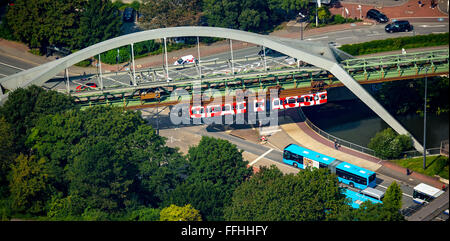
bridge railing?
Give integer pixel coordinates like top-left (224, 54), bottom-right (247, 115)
top-left (297, 108), bottom-right (378, 157)
top-left (297, 108), bottom-right (443, 160)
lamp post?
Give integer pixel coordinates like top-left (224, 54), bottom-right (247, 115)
top-left (299, 12), bottom-right (306, 40)
top-left (316, 0), bottom-right (320, 27)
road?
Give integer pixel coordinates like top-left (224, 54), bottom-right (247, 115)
top-left (147, 109), bottom-right (424, 213)
top-left (0, 21), bottom-right (448, 82)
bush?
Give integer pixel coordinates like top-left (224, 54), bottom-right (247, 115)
top-left (368, 128), bottom-right (413, 159)
top-left (74, 59), bottom-right (92, 67)
top-left (339, 33), bottom-right (449, 56)
top-left (432, 156), bottom-right (448, 175)
top-left (128, 207), bottom-right (160, 221)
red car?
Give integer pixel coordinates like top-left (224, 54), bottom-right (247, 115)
top-left (76, 83), bottom-right (97, 92)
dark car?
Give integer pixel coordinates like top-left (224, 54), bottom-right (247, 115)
top-left (258, 48), bottom-right (281, 56)
top-left (123, 7), bottom-right (135, 22)
top-left (366, 9), bottom-right (388, 23)
top-left (385, 20), bottom-right (413, 33)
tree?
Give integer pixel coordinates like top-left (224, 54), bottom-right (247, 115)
top-left (139, 0), bottom-right (201, 29)
top-left (0, 85), bottom-right (75, 153)
top-left (128, 207), bottom-right (161, 221)
top-left (348, 181), bottom-right (405, 221)
top-left (0, 117), bottom-right (15, 197)
top-left (381, 181), bottom-right (404, 221)
top-left (368, 128), bottom-right (413, 159)
top-left (5, 0), bottom-right (82, 51)
top-left (9, 154), bottom-right (51, 214)
top-left (317, 6), bottom-right (331, 24)
top-left (73, 0), bottom-right (122, 50)
top-left (224, 165), bottom-right (350, 221)
top-left (165, 136), bottom-right (252, 221)
top-left (5, 0), bottom-right (123, 53)
top-left (26, 105), bottom-right (188, 217)
top-left (160, 204), bottom-right (202, 221)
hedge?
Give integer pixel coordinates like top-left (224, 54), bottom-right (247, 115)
top-left (338, 33), bottom-right (449, 56)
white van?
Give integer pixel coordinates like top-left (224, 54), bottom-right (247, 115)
top-left (173, 55), bottom-right (197, 65)
top-left (360, 187), bottom-right (385, 201)
top-left (412, 183), bottom-right (444, 204)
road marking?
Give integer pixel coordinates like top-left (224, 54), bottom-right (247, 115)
top-left (0, 61), bottom-right (26, 71)
top-left (266, 141), bottom-right (282, 152)
top-left (367, 33), bottom-right (383, 36)
top-left (249, 148), bottom-right (273, 166)
top-left (378, 184), bottom-right (413, 198)
top-left (335, 36), bottom-right (352, 40)
top-left (306, 36), bottom-right (329, 41)
top-left (419, 24), bottom-right (445, 28)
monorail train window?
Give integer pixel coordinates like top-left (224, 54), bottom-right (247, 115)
top-left (273, 99), bottom-right (281, 105)
top-left (287, 98), bottom-right (296, 104)
top-left (298, 97), bottom-right (305, 103)
top-left (238, 103), bottom-right (245, 109)
top-left (212, 106), bottom-right (221, 113)
top-left (320, 94), bottom-right (326, 99)
top-left (255, 102), bottom-right (263, 107)
top-left (222, 105), bottom-right (231, 111)
top-left (314, 95), bottom-right (319, 101)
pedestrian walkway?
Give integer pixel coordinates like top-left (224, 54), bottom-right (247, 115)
top-left (330, 0), bottom-right (447, 20)
top-left (273, 108), bottom-right (446, 189)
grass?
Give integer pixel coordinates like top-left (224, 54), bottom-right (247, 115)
top-left (390, 155), bottom-right (449, 180)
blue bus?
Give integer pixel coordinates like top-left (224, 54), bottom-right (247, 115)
top-left (282, 144), bottom-right (377, 189)
top-left (343, 188), bottom-right (383, 209)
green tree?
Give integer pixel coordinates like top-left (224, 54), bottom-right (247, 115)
top-left (73, 0), bottom-right (122, 50)
top-left (0, 117), bottom-right (15, 197)
top-left (128, 207), bottom-right (161, 221)
top-left (368, 128), bottom-right (413, 159)
top-left (166, 136), bottom-right (252, 221)
top-left (317, 6), bottom-right (331, 24)
top-left (160, 204), bottom-right (202, 221)
top-left (26, 106), bottom-right (188, 217)
top-left (140, 0), bottom-right (201, 28)
top-left (202, 0), bottom-right (273, 31)
top-left (382, 181), bottom-right (404, 220)
top-left (0, 85), bottom-right (75, 153)
top-left (349, 181), bottom-right (405, 221)
top-left (224, 165), bottom-right (350, 221)
top-left (9, 154), bottom-right (51, 214)
top-left (5, 0), bottom-right (82, 51)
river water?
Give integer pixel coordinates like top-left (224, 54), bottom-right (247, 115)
top-left (302, 99), bottom-right (449, 149)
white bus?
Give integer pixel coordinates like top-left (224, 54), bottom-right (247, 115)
top-left (412, 183), bottom-right (444, 204)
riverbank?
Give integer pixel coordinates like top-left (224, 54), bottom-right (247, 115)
top-left (302, 98), bottom-right (449, 149)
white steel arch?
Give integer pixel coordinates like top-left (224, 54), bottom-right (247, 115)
top-left (0, 26), bottom-right (424, 152)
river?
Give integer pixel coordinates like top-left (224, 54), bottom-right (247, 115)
top-left (302, 99), bottom-right (449, 149)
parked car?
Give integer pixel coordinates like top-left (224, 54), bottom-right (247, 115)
top-left (173, 55), bottom-right (197, 65)
top-left (385, 20), bottom-right (413, 33)
top-left (258, 48), bottom-right (281, 56)
top-left (76, 83), bottom-right (97, 92)
top-left (123, 7), bottom-right (135, 22)
top-left (366, 9), bottom-right (388, 23)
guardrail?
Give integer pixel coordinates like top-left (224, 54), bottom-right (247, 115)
top-left (297, 108), bottom-right (378, 157)
top-left (297, 108), bottom-right (442, 160)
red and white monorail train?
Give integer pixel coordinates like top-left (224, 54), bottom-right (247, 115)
top-left (189, 91), bottom-right (327, 118)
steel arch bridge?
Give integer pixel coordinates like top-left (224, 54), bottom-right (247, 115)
top-left (0, 26), bottom-right (435, 152)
